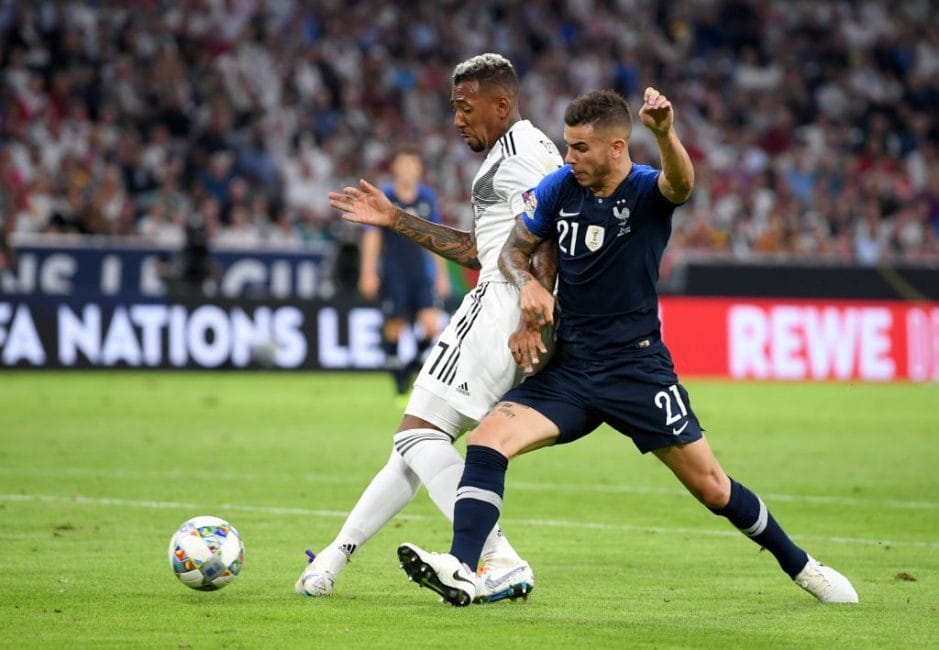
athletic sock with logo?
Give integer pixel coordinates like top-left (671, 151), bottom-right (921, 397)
top-left (320, 446), bottom-right (421, 574)
top-left (709, 478), bottom-right (809, 578)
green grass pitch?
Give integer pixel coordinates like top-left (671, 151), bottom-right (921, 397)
top-left (1, 371), bottom-right (937, 648)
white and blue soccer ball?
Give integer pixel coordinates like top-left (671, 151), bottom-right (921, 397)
top-left (168, 515), bottom-right (244, 591)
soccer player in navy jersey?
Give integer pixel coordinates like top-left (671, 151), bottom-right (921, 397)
top-left (398, 88), bottom-right (859, 606)
top-left (359, 149), bottom-right (450, 397)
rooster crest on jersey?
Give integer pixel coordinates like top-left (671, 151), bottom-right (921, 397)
top-left (614, 202), bottom-right (631, 237)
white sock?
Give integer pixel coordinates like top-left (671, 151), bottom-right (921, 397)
top-left (316, 447), bottom-right (420, 575)
top-left (479, 526), bottom-right (523, 566)
top-left (394, 429), bottom-right (461, 518)
top-left (394, 429), bottom-right (523, 566)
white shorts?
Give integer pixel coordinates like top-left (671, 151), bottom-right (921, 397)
top-left (407, 281), bottom-right (546, 436)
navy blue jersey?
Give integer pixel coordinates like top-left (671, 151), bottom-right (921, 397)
top-left (522, 163), bottom-right (676, 361)
top-left (376, 183), bottom-right (442, 283)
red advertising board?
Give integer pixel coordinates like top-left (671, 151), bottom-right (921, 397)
top-left (661, 297), bottom-right (939, 382)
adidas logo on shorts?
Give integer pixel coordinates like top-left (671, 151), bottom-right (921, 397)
top-left (456, 382), bottom-right (470, 396)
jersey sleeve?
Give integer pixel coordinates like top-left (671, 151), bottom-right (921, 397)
top-left (642, 167), bottom-right (680, 216)
top-left (492, 151), bottom-right (556, 220)
top-left (520, 166), bottom-right (568, 239)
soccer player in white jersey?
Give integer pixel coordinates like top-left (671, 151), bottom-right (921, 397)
top-left (295, 53), bottom-right (563, 602)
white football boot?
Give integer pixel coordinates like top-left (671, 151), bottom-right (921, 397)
top-left (397, 543), bottom-right (476, 607)
top-left (295, 549), bottom-right (337, 597)
top-left (475, 557), bottom-right (535, 603)
top-left (793, 555), bottom-right (859, 603)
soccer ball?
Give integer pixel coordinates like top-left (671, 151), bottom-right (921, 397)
top-left (168, 515), bottom-right (244, 591)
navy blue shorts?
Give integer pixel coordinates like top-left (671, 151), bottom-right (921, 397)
top-left (502, 338), bottom-right (703, 453)
top-left (380, 274), bottom-right (436, 320)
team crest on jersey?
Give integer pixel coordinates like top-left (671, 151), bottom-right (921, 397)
top-left (613, 202), bottom-right (631, 237)
top-left (585, 225), bottom-right (605, 251)
top-left (522, 189), bottom-right (537, 216)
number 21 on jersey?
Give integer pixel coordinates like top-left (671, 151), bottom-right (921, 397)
top-left (655, 384), bottom-right (689, 435)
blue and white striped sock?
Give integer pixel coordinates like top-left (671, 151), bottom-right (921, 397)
top-left (710, 478), bottom-right (809, 578)
top-left (449, 445), bottom-right (508, 570)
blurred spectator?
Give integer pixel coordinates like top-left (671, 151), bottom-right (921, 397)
top-left (138, 200), bottom-right (185, 248)
top-left (266, 206), bottom-right (304, 250)
top-left (86, 163), bottom-right (130, 235)
top-left (215, 203), bottom-right (262, 249)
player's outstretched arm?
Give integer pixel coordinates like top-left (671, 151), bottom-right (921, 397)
top-left (638, 87), bottom-right (694, 205)
top-left (330, 179), bottom-right (480, 269)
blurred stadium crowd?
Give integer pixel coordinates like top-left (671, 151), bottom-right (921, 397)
top-left (1, 0), bottom-right (938, 269)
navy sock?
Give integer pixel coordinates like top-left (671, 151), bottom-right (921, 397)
top-left (709, 479), bottom-right (809, 578)
top-left (449, 445), bottom-right (508, 570)
top-left (408, 337), bottom-right (433, 373)
top-left (416, 336), bottom-right (432, 359)
top-left (381, 338), bottom-right (408, 394)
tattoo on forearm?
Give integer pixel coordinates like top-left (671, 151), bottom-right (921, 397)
top-left (394, 207), bottom-right (481, 269)
top-left (530, 240), bottom-right (558, 291)
top-left (499, 219), bottom-right (544, 288)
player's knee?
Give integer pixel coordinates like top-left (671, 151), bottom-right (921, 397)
top-left (383, 319), bottom-right (405, 340)
top-left (392, 428), bottom-right (453, 462)
top-left (694, 472), bottom-right (731, 509)
top-left (416, 309), bottom-right (440, 339)
top-left (465, 423), bottom-right (517, 458)
top-left (465, 426), bottom-right (495, 448)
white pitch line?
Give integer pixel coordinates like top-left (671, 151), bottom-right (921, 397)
top-left (3, 466), bottom-right (938, 511)
top-left (2, 493), bottom-right (937, 550)
top-left (510, 481), bottom-right (939, 511)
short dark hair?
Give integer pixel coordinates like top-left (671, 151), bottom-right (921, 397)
top-left (451, 53), bottom-right (519, 97)
top-left (564, 90), bottom-right (632, 137)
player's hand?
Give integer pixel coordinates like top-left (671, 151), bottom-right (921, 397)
top-left (329, 179), bottom-right (395, 227)
top-left (358, 269), bottom-right (379, 301)
top-left (638, 87), bottom-right (673, 137)
top-left (509, 319), bottom-right (548, 374)
top-left (519, 281), bottom-right (555, 329)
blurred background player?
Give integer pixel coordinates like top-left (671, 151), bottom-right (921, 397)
top-left (358, 149), bottom-right (450, 398)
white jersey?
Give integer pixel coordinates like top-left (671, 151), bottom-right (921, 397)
top-left (471, 120), bottom-right (563, 283)
top-left (408, 120), bottom-right (562, 434)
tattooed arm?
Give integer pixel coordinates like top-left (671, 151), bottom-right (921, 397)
top-left (390, 205), bottom-right (480, 270)
top-left (504, 233), bottom-right (558, 373)
top-left (499, 216), bottom-right (555, 327)
top-left (329, 179), bottom-right (480, 269)
top-left (529, 239), bottom-right (558, 292)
